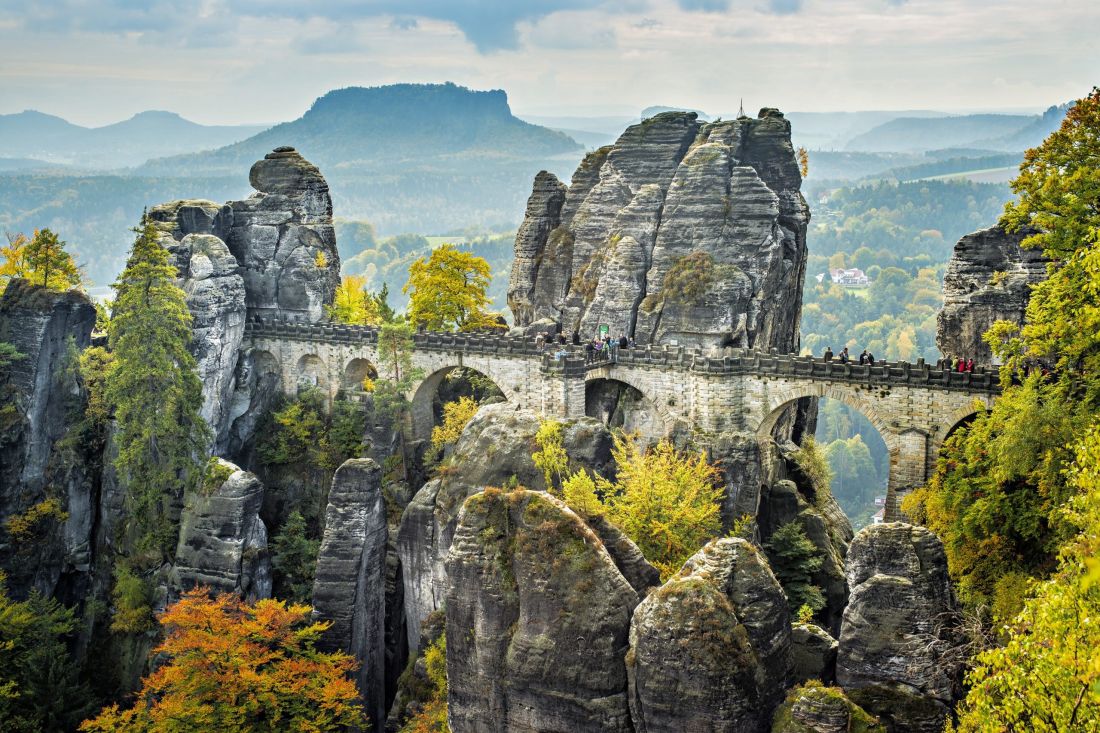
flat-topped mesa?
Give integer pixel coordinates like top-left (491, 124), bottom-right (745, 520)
top-left (508, 108), bottom-right (809, 350)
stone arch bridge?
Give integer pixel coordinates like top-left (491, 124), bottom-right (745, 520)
top-left (245, 316), bottom-right (999, 519)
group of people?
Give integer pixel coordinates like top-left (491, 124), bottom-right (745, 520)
top-left (941, 355), bottom-right (977, 373)
top-left (532, 328), bottom-right (637, 361)
top-left (822, 346), bottom-right (877, 365)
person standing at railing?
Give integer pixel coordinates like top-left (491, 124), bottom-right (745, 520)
top-left (823, 346), bottom-right (833, 362)
top-left (866, 351), bottom-right (875, 365)
top-left (858, 349), bottom-right (869, 365)
top-left (839, 347), bottom-right (850, 364)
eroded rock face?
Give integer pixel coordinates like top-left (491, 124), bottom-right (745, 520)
top-left (311, 458), bottom-right (388, 728)
top-left (227, 147), bottom-right (341, 321)
top-left (837, 523), bottom-right (958, 733)
top-left (445, 489), bottom-right (638, 733)
top-left (771, 684), bottom-right (885, 733)
top-left (791, 623), bottom-right (838, 685)
top-left (0, 280), bottom-right (97, 599)
top-left (937, 223), bottom-right (1046, 363)
top-left (397, 403), bottom-right (614, 651)
top-left (149, 200), bottom-right (248, 452)
top-left (509, 109), bottom-right (809, 351)
top-left (628, 538), bottom-right (791, 732)
top-left (173, 458), bottom-right (271, 601)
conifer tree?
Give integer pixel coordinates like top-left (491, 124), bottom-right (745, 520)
top-left (105, 219), bottom-right (209, 558)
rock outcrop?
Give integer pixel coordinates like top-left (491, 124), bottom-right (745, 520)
top-left (836, 523), bottom-right (959, 733)
top-left (628, 538), bottom-right (791, 732)
top-left (0, 280), bottom-right (97, 599)
top-left (173, 458), bottom-right (271, 601)
top-left (771, 682), bottom-right (884, 733)
top-left (311, 458), bottom-right (388, 728)
top-left (937, 223), bottom-right (1046, 363)
top-left (397, 403), bottom-right (614, 651)
top-left (226, 147), bottom-right (341, 321)
top-left (508, 109), bottom-right (809, 351)
top-left (790, 623), bottom-right (838, 685)
top-left (149, 200), bottom-right (247, 452)
top-left (445, 489), bottom-right (638, 733)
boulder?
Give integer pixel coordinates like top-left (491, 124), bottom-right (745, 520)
top-left (445, 489), bottom-right (638, 733)
top-left (937, 223), bottom-right (1047, 364)
top-left (628, 538), bottom-right (791, 731)
top-left (771, 682), bottom-right (884, 733)
top-left (311, 458), bottom-right (388, 728)
top-left (397, 403), bottom-right (613, 651)
top-left (174, 458), bottom-right (271, 601)
top-left (509, 110), bottom-right (808, 352)
top-left (0, 279), bottom-right (97, 599)
top-left (836, 523), bottom-right (959, 733)
top-left (791, 622), bottom-right (838, 684)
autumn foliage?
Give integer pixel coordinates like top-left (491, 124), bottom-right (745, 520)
top-left (80, 588), bottom-right (364, 732)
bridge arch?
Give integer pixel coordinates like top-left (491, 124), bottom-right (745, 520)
top-left (296, 353), bottom-right (327, 391)
top-left (409, 364), bottom-right (510, 443)
top-left (343, 357), bottom-right (378, 393)
top-left (757, 383), bottom-right (897, 452)
top-left (584, 372), bottom-right (674, 440)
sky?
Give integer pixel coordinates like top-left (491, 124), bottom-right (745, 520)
top-left (0, 0), bottom-right (1095, 127)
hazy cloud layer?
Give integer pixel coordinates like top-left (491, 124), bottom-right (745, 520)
top-left (0, 0), bottom-right (1095, 125)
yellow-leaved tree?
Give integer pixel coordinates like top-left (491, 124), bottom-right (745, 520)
top-left (535, 422), bottom-right (723, 578)
top-left (327, 274), bottom-right (382, 326)
top-left (0, 229), bottom-right (83, 293)
top-left (950, 426), bottom-right (1100, 732)
top-left (80, 588), bottom-right (364, 732)
top-left (430, 396), bottom-right (480, 455)
top-left (404, 244), bottom-right (504, 331)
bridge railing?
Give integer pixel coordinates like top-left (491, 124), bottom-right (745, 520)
top-left (244, 315), bottom-right (1001, 393)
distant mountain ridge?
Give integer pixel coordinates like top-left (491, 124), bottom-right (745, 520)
top-left (0, 110), bottom-right (265, 168)
top-left (139, 83), bottom-right (581, 177)
top-left (844, 105), bottom-right (1069, 153)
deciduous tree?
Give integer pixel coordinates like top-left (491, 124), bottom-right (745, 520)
top-left (327, 274), bottom-right (382, 326)
top-left (404, 244), bottom-right (503, 331)
top-left (80, 589), bottom-right (364, 732)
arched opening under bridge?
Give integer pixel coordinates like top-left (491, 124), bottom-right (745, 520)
top-left (409, 366), bottom-right (506, 443)
top-left (584, 377), bottom-right (669, 440)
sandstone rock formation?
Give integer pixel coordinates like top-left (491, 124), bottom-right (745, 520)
top-left (771, 682), bottom-right (884, 733)
top-left (628, 537), bottom-right (791, 732)
top-left (174, 457), bottom-right (271, 601)
top-left (0, 280), bottom-right (97, 599)
top-left (149, 200), bottom-right (247, 452)
top-left (226, 147), bottom-right (341, 321)
top-left (445, 489), bottom-right (638, 733)
top-left (397, 403), bottom-right (614, 651)
top-left (311, 458), bottom-right (388, 728)
top-left (937, 223), bottom-right (1046, 363)
top-left (790, 623), bottom-right (838, 685)
top-left (508, 109), bottom-right (809, 350)
top-left (837, 523), bottom-right (959, 733)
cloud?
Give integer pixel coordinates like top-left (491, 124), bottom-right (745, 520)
top-left (390, 16), bottom-right (419, 31)
top-left (676, 0), bottom-right (731, 10)
top-left (763, 0), bottom-right (804, 14)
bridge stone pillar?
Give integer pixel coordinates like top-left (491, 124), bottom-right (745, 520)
top-left (885, 428), bottom-right (930, 521)
top-left (538, 358), bottom-right (587, 420)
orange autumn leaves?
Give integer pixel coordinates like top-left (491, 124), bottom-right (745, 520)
top-left (81, 588), bottom-right (365, 732)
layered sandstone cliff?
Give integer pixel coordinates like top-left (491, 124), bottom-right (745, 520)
top-left (508, 109), bottom-right (809, 350)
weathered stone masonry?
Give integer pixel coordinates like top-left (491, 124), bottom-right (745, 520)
top-left (244, 316), bottom-right (998, 518)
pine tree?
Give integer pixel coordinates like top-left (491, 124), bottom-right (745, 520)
top-left (271, 512), bottom-right (320, 604)
top-left (766, 521), bottom-right (826, 615)
top-left (23, 229), bottom-right (82, 291)
top-left (105, 219), bottom-right (209, 559)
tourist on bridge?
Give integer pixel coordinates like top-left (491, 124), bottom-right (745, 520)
top-left (823, 346), bottom-right (833, 362)
top-left (584, 340), bottom-right (595, 361)
top-left (859, 349), bottom-right (869, 365)
top-left (572, 330), bottom-right (581, 345)
top-left (839, 347), bottom-right (850, 364)
top-left (535, 332), bottom-right (545, 350)
top-left (866, 351), bottom-right (875, 365)
top-left (618, 333), bottom-right (629, 349)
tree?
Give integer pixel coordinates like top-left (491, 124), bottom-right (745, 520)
top-left (0, 233), bottom-right (29, 293)
top-left (373, 282), bottom-right (397, 323)
top-left (951, 427), bottom-right (1100, 732)
top-left (327, 274), bottom-right (381, 326)
top-left (79, 588), bottom-right (364, 732)
top-left (430, 396), bottom-right (479, 456)
top-left (404, 244), bottom-right (503, 331)
top-left (765, 521), bottom-right (826, 615)
top-left (22, 229), bottom-right (82, 291)
top-left (1002, 88), bottom-right (1100, 260)
top-left (400, 634), bottom-right (447, 733)
top-left (270, 511), bottom-right (320, 604)
top-left (551, 432), bottom-right (724, 579)
top-left (533, 420), bottom-right (571, 491)
top-left (105, 219), bottom-right (210, 558)
top-left (0, 575), bottom-right (93, 733)
top-left (373, 320), bottom-right (423, 480)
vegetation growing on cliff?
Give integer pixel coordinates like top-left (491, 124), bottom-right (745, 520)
top-left (0, 229), bottom-right (83, 294)
top-left (105, 219), bottom-right (209, 558)
top-left (765, 522), bottom-right (826, 614)
top-left (400, 634), bottom-right (448, 733)
top-left (80, 589), bottom-right (364, 732)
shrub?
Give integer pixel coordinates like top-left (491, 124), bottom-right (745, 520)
top-left (766, 521), bottom-right (826, 615)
